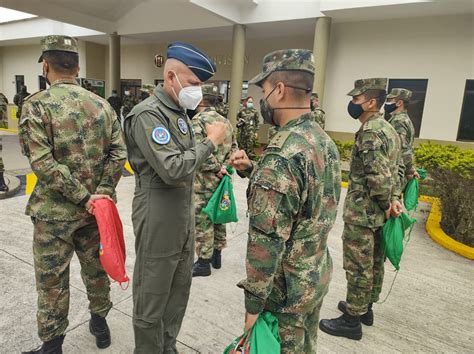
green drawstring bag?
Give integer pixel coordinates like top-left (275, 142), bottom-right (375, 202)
top-left (403, 168), bottom-right (427, 211)
top-left (203, 167), bottom-right (238, 224)
top-left (382, 212), bottom-right (416, 270)
top-left (224, 312), bottom-right (281, 354)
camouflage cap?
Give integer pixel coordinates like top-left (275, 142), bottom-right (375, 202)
top-left (249, 49), bottom-right (315, 87)
top-left (201, 84), bottom-right (220, 97)
top-left (311, 92), bottom-right (319, 99)
top-left (140, 84), bottom-right (155, 93)
top-left (347, 78), bottom-right (387, 96)
top-left (387, 88), bottom-right (412, 101)
top-left (38, 35), bottom-right (78, 63)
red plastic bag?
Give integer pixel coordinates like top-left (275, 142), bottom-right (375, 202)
top-left (92, 199), bottom-right (129, 288)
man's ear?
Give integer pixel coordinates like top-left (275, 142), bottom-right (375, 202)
top-left (276, 82), bottom-right (285, 100)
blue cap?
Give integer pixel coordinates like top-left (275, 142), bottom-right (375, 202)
top-left (167, 41), bottom-right (216, 82)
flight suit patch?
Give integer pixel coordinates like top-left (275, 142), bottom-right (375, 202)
top-left (152, 126), bottom-right (171, 145)
top-left (177, 118), bottom-right (188, 135)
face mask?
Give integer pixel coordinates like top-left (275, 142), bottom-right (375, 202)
top-left (260, 86), bottom-right (278, 126)
top-left (172, 71), bottom-right (202, 110)
top-left (124, 91), bottom-right (130, 96)
top-left (247, 102), bottom-right (254, 109)
top-left (384, 102), bottom-right (397, 115)
top-left (347, 97), bottom-right (379, 120)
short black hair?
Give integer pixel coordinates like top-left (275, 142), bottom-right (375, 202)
top-left (203, 95), bottom-right (219, 106)
top-left (267, 71), bottom-right (313, 100)
top-left (363, 89), bottom-right (386, 110)
top-left (43, 51), bottom-right (79, 75)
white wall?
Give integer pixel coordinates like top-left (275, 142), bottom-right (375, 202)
top-left (324, 14), bottom-right (474, 141)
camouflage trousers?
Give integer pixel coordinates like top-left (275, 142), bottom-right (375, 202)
top-left (194, 192), bottom-right (227, 260)
top-left (342, 223), bottom-right (384, 316)
top-left (0, 136), bottom-right (4, 172)
top-left (32, 216), bottom-right (112, 342)
top-left (273, 299), bottom-right (324, 353)
top-left (237, 130), bottom-right (257, 160)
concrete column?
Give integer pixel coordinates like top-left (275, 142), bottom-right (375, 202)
top-left (109, 32), bottom-right (121, 96)
top-left (228, 24), bottom-right (246, 126)
top-left (312, 17), bottom-right (331, 108)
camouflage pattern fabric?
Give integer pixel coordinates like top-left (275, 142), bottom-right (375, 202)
top-left (0, 136), bottom-right (4, 173)
top-left (249, 49), bottom-right (315, 86)
top-left (14, 90), bottom-right (30, 119)
top-left (122, 94), bottom-right (137, 118)
top-left (237, 107), bottom-right (260, 159)
top-left (33, 216), bottom-right (112, 341)
top-left (238, 112), bottom-right (341, 328)
top-left (347, 78), bottom-right (387, 96)
top-left (215, 102), bottom-right (229, 118)
top-left (19, 78), bottom-right (127, 221)
top-left (387, 88), bottom-right (412, 101)
top-left (342, 223), bottom-right (384, 316)
top-left (342, 112), bottom-right (402, 228)
top-left (267, 107), bottom-right (325, 142)
top-left (38, 35), bottom-right (78, 62)
top-left (275, 299), bottom-right (323, 353)
top-left (388, 111), bottom-right (416, 188)
top-left (0, 94), bottom-right (6, 172)
top-left (192, 107), bottom-right (237, 259)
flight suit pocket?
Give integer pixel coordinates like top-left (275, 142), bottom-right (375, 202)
top-left (143, 255), bottom-right (179, 295)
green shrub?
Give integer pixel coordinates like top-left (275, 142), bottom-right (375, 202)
top-left (334, 140), bottom-right (354, 161)
top-left (415, 143), bottom-right (473, 246)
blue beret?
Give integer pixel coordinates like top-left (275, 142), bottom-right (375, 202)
top-left (167, 41), bottom-right (216, 82)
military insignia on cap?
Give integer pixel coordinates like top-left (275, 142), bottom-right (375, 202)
top-left (177, 118), bottom-right (188, 135)
top-left (152, 127), bottom-right (171, 145)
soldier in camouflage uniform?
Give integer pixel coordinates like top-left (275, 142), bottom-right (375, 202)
top-left (236, 96), bottom-right (260, 159)
top-left (14, 85), bottom-right (31, 119)
top-left (215, 94), bottom-right (229, 118)
top-left (20, 36), bottom-right (127, 354)
top-left (385, 88), bottom-right (418, 189)
top-left (0, 92), bottom-right (8, 191)
top-left (230, 49), bottom-right (341, 353)
top-left (139, 83), bottom-right (155, 101)
top-left (121, 88), bottom-right (137, 120)
top-left (319, 78), bottom-right (403, 340)
top-left (311, 91), bottom-right (326, 129)
top-left (191, 84), bottom-right (238, 277)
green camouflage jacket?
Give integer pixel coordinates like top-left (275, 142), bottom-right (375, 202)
top-left (343, 112), bottom-right (402, 228)
top-left (388, 110), bottom-right (416, 178)
top-left (19, 79), bottom-right (127, 221)
top-left (237, 107), bottom-right (260, 135)
top-left (192, 107), bottom-right (238, 194)
top-left (238, 112), bottom-right (341, 315)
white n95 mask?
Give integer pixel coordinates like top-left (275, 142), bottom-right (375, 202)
top-left (172, 71), bottom-right (203, 110)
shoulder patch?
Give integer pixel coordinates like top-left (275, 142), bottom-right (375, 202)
top-left (267, 130), bottom-right (291, 149)
top-left (152, 126), bottom-right (171, 145)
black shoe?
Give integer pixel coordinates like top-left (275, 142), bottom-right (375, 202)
top-left (89, 313), bottom-right (111, 349)
top-left (22, 335), bottom-right (65, 354)
top-left (192, 258), bottom-right (211, 277)
top-left (338, 301), bottom-right (374, 326)
top-left (319, 313), bottom-right (362, 340)
top-left (211, 249), bottom-right (222, 269)
top-left (0, 172), bottom-right (8, 192)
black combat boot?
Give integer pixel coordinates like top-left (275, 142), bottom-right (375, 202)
top-left (319, 313), bottom-right (362, 340)
top-left (0, 172), bottom-right (8, 192)
top-left (211, 249), bottom-right (222, 269)
top-left (89, 313), bottom-right (111, 349)
top-left (338, 301), bottom-right (374, 326)
top-left (192, 258), bottom-right (211, 277)
top-left (22, 335), bottom-right (65, 354)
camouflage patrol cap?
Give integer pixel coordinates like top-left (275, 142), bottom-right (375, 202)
top-left (38, 35), bottom-right (78, 63)
top-left (311, 92), bottom-right (319, 99)
top-left (387, 88), bottom-right (412, 101)
top-left (201, 84), bottom-right (220, 97)
top-left (249, 49), bottom-right (315, 87)
top-left (347, 78), bottom-right (387, 96)
top-left (140, 84), bottom-right (155, 93)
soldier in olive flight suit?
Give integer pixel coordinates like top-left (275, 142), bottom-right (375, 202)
top-left (319, 78), bottom-right (403, 340)
top-left (123, 42), bottom-right (227, 353)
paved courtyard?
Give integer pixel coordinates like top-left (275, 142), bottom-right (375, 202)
top-left (0, 132), bottom-right (473, 353)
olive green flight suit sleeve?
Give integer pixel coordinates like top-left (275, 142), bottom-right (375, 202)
top-left (19, 101), bottom-right (90, 205)
top-left (359, 130), bottom-right (392, 211)
top-left (96, 115), bottom-right (127, 197)
top-left (132, 110), bottom-right (215, 185)
top-left (238, 154), bottom-right (301, 314)
top-left (193, 118), bottom-right (221, 174)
